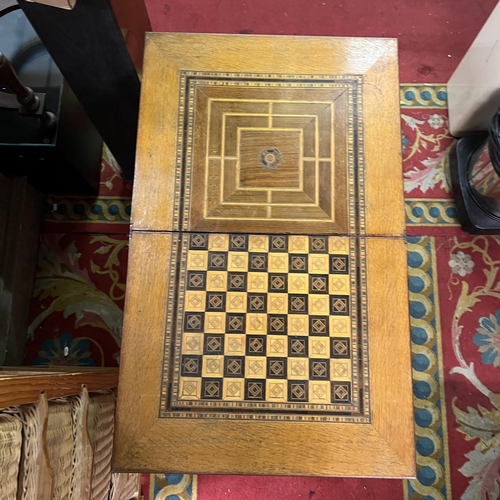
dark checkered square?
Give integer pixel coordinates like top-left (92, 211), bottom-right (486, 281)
top-left (184, 312), bottom-right (204, 332)
top-left (229, 234), bottom-right (248, 251)
top-left (225, 314), bottom-right (245, 333)
top-left (180, 355), bottom-right (202, 377)
top-left (330, 255), bottom-right (349, 274)
top-left (201, 378), bottom-right (223, 399)
top-left (288, 336), bottom-right (308, 357)
top-left (289, 254), bottom-right (308, 273)
top-left (224, 357), bottom-right (245, 377)
top-left (268, 315), bottom-right (287, 334)
top-left (246, 335), bottom-right (266, 356)
top-left (268, 274), bottom-right (287, 293)
top-left (269, 235), bottom-right (288, 252)
top-left (186, 270), bottom-right (207, 290)
top-left (309, 316), bottom-right (329, 336)
top-left (331, 338), bottom-right (350, 358)
top-left (288, 381), bottom-right (308, 402)
top-left (189, 233), bottom-right (208, 250)
top-left (309, 275), bottom-right (328, 294)
top-left (309, 236), bottom-right (328, 253)
top-left (245, 379), bottom-right (266, 400)
top-left (330, 295), bottom-right (349, 315)
top-left (247, 293), bottom-right (267, 312)
top-left (228, 272), bottom-right (247, 291)
top-left (331, 382), bottom-right (351, 403)
top-left (203, 334), bottom-right (224, 354)
top-left (309, 359), bottom-right (330, 380)
top-left (206, 292), bottom-right (226, 311)
top-left (288, 294), bottom-right (308, 314)
top-left (249, 253), bottom-right (268, 272)
top-left (208, 252), bottom-right (227, 270)
top-left (267, 358), bottom-right (287, 379)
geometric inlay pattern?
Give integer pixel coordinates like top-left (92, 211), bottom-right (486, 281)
top-left (160, 233), bottom-right (370, 423)
top-left (171, 72), bottom-right (365, 235)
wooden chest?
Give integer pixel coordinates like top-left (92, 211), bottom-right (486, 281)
top-left (114, 34), bottom-right (414, 478)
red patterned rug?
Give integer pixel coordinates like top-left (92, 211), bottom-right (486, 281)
top-left (25, 84), bottom-right (500, 499)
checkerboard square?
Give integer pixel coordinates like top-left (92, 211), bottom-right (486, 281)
top-left (185, 291), bottom-right (206, 311)
top-left (228, 252), bottom-right (248, 272)
top-left (181, 355), bottom-right (202, 377)
top-left (310, 338), bottom-right (330, 358)
top-left (223, 378), bottom-right (244, 400)
top-left (268, 294), bottom-right (287, 314)
top-left (249, 253), bottom-right (268, 272)
top-left (309, 359), bottom-right (330, 380)
top-left (208, 234), bottom-right (229, 251)
top-left (266, 380), bottom-right (287, 402)
top-left (187, 251), bottom-right (208, 270)
top-left (203, 355), bottom-right (224, 377)
top-left (288, 315), bottom-right (308, 335)
top-left (269, 254), bottom-right (287, 272)
top-left (246, 335), bottom-right (266, 356)
top-left (288, 294), bottom-right (308, 314)
top-left (203, 334), bottom-right (224, 354)
top-left (267, 336), bottom-right (287, 357)
top-left (309, 275), bottom-right (328, 294)
top-left (268, 274), bottom-right (287, 293)
top-left (309, 381), bottom-right (331, 403)
top-left (288, 381), bottom-right (308, 402)
top-left (246, 314), bottom-right (266, 334)
top-left (329, 276), bottom-right (349, 293)
top-left (288, 336), bottom-right (308, 357)
top-left (248, 235), bottom-right (268, 251)
top-left (226, 292), bottom-right (246, 313)
top-left (184, 312), bottom-right (204, 332)
top-left (331, 338), bottom-right (351, 358)
top-left (178, 378), bottom-right (201, 400)
top-left (309, 236), bottom-right (328, 253)
top-left (245, 379), bottom-right (266, 400)
top-left (330, 295), bottom-right (350, 316)
top-left (224, 334), bottom-right (245, 355)
top-left (189, 233), bottom-right (208, 250)
top-left (182, 333), bottom-right (203, 354)
top-left (208, 252), bottom-right (228, 270)
top-left (228, 272), bottom-right (247, 291)
top-left (267, 358), bottom-right (287, 379)
top-left (287, 274), bottom-right (308, 293)
top-left (269, 235), bottom-right (288, 252)
top-left (226, 314), bottom-right (245, 333)
top-left (229, 234), bottom-right (248, 251)
top-left (201, 378), bottom-right (223, 399)
top-left (206, 271), bottom-right (227, 291)
top-left (268, 315), bottom-right (287, 334)
top-left (206, 292), bottom-right (226, 312)
top-left (204, 312), bottom-right (225, 333)
top-left (309, 316), bottom-right (329, 336)
top-left (247, 272), bottom-right (267, 292)
top-left (309, 295), bottom-right (329, 315)
top-left (247, 293), bottom-right (267, 312)
top-left (224, 356), bottom-right (245, 377)
top-left (288, 358), bottom-right (308, 379)
top-left (245, 357), bottom-right (266, 378)
top-left (331, 382), bottom-right (351, 403)
top-left (186, 270), bottom-right (207, 290)
top-left (309, 254), bottom-right (329, 273)
top-left (289, 254), bottom-right (308, 273)
top-left (288, 236), bottom-right (308, 253)
top-left (330, 255), bottom-right (349, 274)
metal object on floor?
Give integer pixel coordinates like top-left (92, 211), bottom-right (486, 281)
top-left (450, 111), bottom-right (500, 234)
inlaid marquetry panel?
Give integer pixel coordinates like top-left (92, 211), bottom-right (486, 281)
top-left (171, 72), bottom-right (365, 234)
top-left (160, 233), bottom-right (369, 422)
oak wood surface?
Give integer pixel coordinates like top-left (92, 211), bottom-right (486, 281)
top-left (131, 34), bottom-right (404, 237)
top-left (115, 233), bottom-right (414, 477)
top-left (117, 34), bottom-right (413, 478)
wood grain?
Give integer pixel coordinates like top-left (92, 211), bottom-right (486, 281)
top-left (132, 34), bottom-right (403, 236)
top-left (0, 369), bottom-right (118, 409)
top-left (114, 233), bottom-right (414, 477)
